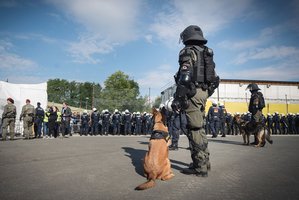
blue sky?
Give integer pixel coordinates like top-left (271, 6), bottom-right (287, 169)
top-left (1, 0), bottom-right (299, 100)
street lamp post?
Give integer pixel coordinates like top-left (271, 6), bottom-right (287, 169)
top-left (85, 97), bottom-right (89, 110)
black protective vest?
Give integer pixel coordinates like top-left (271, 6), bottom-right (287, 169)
top-left (178, 45), bottom-right (215, 84)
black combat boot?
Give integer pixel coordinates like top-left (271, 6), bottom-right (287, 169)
top-left (181, 168), bottom-right (208, 177)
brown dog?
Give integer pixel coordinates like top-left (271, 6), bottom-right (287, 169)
top-left (135, 108), bottom-right (174, 190)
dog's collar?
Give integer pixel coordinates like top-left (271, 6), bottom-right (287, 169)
top-left (150, 130), bottom-right (170, 142)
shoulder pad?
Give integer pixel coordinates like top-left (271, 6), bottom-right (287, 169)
top-left (206, 47), bottom-right (214, 56)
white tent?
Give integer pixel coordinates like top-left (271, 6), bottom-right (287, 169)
top-left (0, 81), bottom-right (47, 134)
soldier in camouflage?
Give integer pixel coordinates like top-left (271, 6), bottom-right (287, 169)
top-left (20, 99), bottom-right (35, 139)
top-left (1, 98), bottom-right (17, 141)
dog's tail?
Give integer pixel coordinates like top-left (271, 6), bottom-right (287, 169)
top-left (135, 179), bottom-right (155, 190)
top-left (265, 131), bottom-right (273, 145)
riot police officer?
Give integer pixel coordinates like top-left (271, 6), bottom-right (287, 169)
top-left (134, 112), bottom-right (142, 135)
top-left (1, 98), bottom-right (17, 141)
top-left (247, 83), bottom-right (265, 123)
top-left (101, 109), bottom-right (111, 135)
top-left (218, 102), bottom-right (227, 137)
top-left (226, 112), bottom-right (233, 135)
top-left (123, 109), bottom-right (132, 135)
top-left (80, 110), bottom-right (90, 136)
top-left (207, 101), bottom-right (220, 138)
top-left (91, 108), bottom-right (100, 136)
top-left (246, 83), bottom-right (267, 144)
top-left (273, 112), bottom-right (281, 134)
top-left (266, 113), bottom-right (274, 135)
top-left (143, 113), bottom-right (152, 135)
top-left (280, 114), bottom-right (288, 134)
top-left (112, 109), bottom-right (121, 135)
top-left (172, 25), bottom-right (219, 177)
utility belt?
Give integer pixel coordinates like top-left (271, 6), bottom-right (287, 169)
top-left (24, 113), bottom-right (34, 117)
top-left (4, 114), bottom-right (16, 118)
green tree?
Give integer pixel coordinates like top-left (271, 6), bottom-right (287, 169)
top-left (153, 96), bottom-right (162, 108)
top-left (99, 71), bottom-right (148, 112)
top-left (47, 79), bottom-right (102, 110)
top-left (47, 79), bottom-right (70, 103)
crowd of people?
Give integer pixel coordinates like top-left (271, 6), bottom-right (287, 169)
top-left (205, 101), bottom-right (299, 138)
top-left (1, 97), bottom-right (299, 141)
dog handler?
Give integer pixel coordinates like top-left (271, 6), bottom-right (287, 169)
top-left (172, 25), bottom-right (219, 177)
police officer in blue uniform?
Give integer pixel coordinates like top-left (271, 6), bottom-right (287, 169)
top-left (207, 101), bottom-right (220, 138)
top-left (273, 112), bottom-right (281, 134)
top-left (134, 112), bottom-right (142, 135)
top-left (91, 108), bottom-right (100, 136)
top-left (266, 113), bottom-right (274, 135)
top-left (123, 109), bottom-right (132, 135)
top-left (101, 109), bottom-right (111, 136)
top-left (80, 110), bottom-right (90, 136)
top-left (112, 109), bottom-right (121, 135)
top-left (34, 102), bottom-right (44, 138)
top-left (218, 102), bottom-right (227, 137)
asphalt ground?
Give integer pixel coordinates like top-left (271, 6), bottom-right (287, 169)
top-left (0, 134), bottom-right (299, 200)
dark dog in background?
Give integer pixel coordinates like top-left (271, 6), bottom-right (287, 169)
top-left (234, 114), bottom-right (273, 147)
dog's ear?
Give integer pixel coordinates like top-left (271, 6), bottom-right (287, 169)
top-left (152, 107), bottom-right (158, 115)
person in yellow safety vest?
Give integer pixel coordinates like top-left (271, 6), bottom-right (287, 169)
top-left (55, 107), bottom-right (62, 138)
top-left (43, 107), bottom-right (50, 138)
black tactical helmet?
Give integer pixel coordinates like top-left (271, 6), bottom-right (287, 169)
top-left (246, 83), bottom-right (261, 92)
top-left (180, 25), bottom-right (207, 45)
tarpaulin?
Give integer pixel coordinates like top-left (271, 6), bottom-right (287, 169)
top-left (0, 81), bottom-right (47, 121)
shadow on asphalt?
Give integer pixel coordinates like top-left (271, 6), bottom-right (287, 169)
top-left (122, 145), bottom-right (191, 177)
top-left (170, 159), bottom-right (189, 171)
top-left (208, 138), bottom-right (249, 146)
top-left (122, 147), bottom-right (146, 177)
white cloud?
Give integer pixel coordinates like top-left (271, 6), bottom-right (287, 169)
top-left (220, 48), bottom-right (299, 81)
top-left (230, 65), bottom-right (299, 81)
top-left (218, 26), bottom-right (280, 51)
top-left (137, 64), bottom-right (175, 90)
top-left (47, 0), bottom-right (143, 64)
top-left (136, 64), bottom-right (176, 100)
top-left (218, 39), bottom-right (260, 50)
top-left (144, 35), bottom-right (153, 44)
top-left (150, 0), bottom-right (253, 45)
top-left (14, 33), bottom-right (58, 44)
top-left (67, 34), bottom-right (116, 64)
top-left (232, 46), bottom-right (299, 64)
top-left (0, 40), bottom-right (38, 70)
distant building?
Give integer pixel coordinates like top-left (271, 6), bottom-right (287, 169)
top-left (161, 79), bottom-right (299, 114)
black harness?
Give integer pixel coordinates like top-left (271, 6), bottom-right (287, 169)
top-left (150, 130), bottom-right (170, 142)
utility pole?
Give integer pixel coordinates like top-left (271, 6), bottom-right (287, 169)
top-left (92, 84), bottom-right (95, 109)
top-left (217, 87), bottom-right (219, 102)
top-left (85, 97), bottom-right (89, 110)
top-left (149, 87), bottom-right (151, 106)
top-left (285, 94), bottom-right (288, 114)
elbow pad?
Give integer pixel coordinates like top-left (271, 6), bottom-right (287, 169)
top-left (178, 66), bottom-right (192, 86)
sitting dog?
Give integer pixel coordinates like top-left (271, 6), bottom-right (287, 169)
top-left (234, 114), bottom-right (272, 147)
top-left (135, 108), bottom-right (174, 190)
